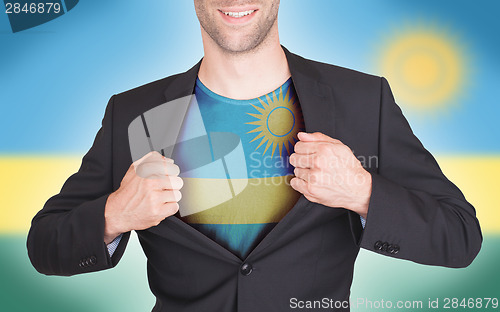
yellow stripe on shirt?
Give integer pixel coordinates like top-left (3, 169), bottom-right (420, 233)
top-left (1, 155), bottom-right (499, 233)
top-left (179, 175), bottom-right (301, 224)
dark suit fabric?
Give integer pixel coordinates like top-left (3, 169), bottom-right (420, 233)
top-left (27, 47), bottom-right (482, 312)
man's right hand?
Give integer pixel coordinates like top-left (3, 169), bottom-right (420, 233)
top-left (103, 151), bottom-right (183, 244)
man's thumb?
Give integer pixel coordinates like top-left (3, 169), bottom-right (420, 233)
top-left (298, 132), bottom-right (338, 143)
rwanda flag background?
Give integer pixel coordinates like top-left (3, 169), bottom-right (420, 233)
top-left (1, 1), bottom-right (499, 311)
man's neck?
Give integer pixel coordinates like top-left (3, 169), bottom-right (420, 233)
top-left (197, 29), bottom-right (291, 100)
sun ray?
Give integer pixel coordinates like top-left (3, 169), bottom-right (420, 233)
top-left (263, 139), bottom-right (273, 155)
top-left (255, 136), bottom-right (269, 150)
top-left (246, 83), bottom-right (305, 157)
top-left (246, 113), bottom-right (263, 119)
top-left (250, 131), bottom-right (266, 144)
top-left (251, 102), bottom-right (267, 115)
top-left (284, 141), bottom-right (290, 155)
top-left (271, 141), bottom-right (278, 157)
top-left (246, 127), bottom-right (262, 134)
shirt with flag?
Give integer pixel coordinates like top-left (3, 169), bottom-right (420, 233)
top-left (105, 77), bottom-right (366, 258)
top-left (173, 76), bottom-right (305, 259)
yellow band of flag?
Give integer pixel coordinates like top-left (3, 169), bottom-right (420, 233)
top-left (179, 175), bottom-right (301, 224)
top-left (1, 155), bottom-right (499, 234)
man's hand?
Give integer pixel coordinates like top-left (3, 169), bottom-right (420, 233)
top-left (289, 132), bottom-right (372, 219)
top-left (103, 151), bottom-right (183, 244)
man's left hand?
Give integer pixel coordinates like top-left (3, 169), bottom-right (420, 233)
top-left (289, 132), bottom-right (372, 219)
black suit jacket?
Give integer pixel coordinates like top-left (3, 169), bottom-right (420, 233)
top-left (27, 46), bottom-right (482, 312)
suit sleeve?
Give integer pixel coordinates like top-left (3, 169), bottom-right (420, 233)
top-left (355, 77), bottom-right (482, 268)
top-left (27, 95), bottom-right (131, 276)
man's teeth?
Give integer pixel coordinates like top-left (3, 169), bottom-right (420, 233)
top-left (222, 10), bottom-right (255, 18)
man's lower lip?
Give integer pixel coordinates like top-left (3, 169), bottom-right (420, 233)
top-left (218, 10), bottom-right (258, 24)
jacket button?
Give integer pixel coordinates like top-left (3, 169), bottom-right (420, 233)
top-left (79, 259), bottom-right (87, 267)
top-left (89, 256), bottom-right (97, 265)
top-left (374, 241), bottom-right (383, 250)
top-left (393, 245), bottom-right (400, 254)
top-left (240, 263), bottom-right (253, 276)
top-left (389, 244), bottom-right (399, 254)
top-left (381, 242), bottom-right (388, 252)
top-left (387, 244), bottom-right (394, 254)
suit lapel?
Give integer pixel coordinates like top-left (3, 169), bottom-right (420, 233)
top-left (163, 59), bottom-right (201, 102)
top-left (283, 46), bottom-right (336, 137)
top-left (157, 47), bottom-right (337, 261)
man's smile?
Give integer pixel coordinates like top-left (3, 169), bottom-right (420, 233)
top-left (220, 9), bottom-right (256, 18)
top-left (218, 7), bottom-right (258, 24)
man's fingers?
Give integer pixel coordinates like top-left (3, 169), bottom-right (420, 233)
top-left (158, 190), bottom-right (182, 203)
top-left (293, 167), bottom-right (310, 181)
top-left (293, 167), bottom-right (325, 186)
top-left (162, 202), bottom-right (180, 216)
top-left (289, 153), bottom-right (316, 168)
top-left (136, 161), bottom-right (180, 178)
top-left (290, 176), bottom-right (307, 192)
top-left (294, 139), bottom-right (345, 155)
top-left (166, 163), bottom-right (180, 176)
top-left (134, 151), bottom-right (174, 167)
top-left (134, 151), bottom-right (161, 166)
top-left (160, 176), bottom-right (184, 190)
top-left (294, 141), bottom-right (315, 155)
top-left (297, 132), bottom-right (342, 144)
top-left (294, 140), bottom-right (340, 155)
top-left (290, 177), bottom-right (318, 201)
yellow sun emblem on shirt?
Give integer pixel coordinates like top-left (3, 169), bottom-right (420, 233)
top-left (246, 85), bottom-right (304, 157)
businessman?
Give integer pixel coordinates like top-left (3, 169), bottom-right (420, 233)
top-left (27, 0), bottom-right (482, 311)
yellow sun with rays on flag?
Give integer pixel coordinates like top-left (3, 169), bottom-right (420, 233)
top-left (246, 86), bottom-right (304, 157)
top-left (376, 24), bottom-right (469, 112)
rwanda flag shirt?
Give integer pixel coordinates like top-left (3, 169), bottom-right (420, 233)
top-left (174, 77), bottom-right (305, 260)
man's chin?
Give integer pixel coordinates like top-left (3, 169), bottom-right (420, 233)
top-left (216, 36), bottom-right (264, 54)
